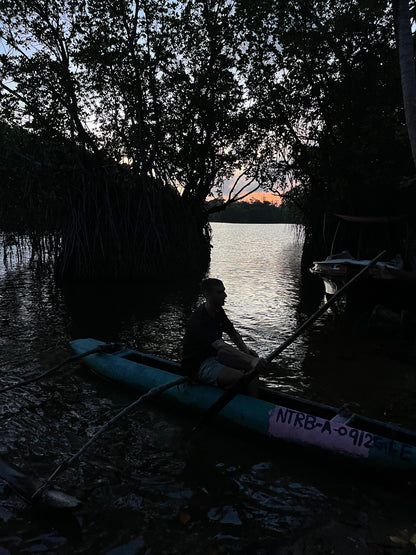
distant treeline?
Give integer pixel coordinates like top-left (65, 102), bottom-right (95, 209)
top-left (207, 200), bottom-right (302, 224)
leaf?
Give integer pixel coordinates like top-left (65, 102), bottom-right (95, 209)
top-left (179, 510), bottom-right (191, 525)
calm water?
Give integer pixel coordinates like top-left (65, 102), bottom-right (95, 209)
top-left (207, 224), bottom-right (306, 365)
top-left (0, 223), bottom-right (415, 554)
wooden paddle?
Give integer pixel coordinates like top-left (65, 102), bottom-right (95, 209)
top-left (0, 343), bottom-right (121, 395)
top-left (192, 249), bottom-right (387, 433)
top-left (31, 375), bottom-right (188, 504)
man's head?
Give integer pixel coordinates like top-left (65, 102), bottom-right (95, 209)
top-left (201, 278), bottom-right (226, 307)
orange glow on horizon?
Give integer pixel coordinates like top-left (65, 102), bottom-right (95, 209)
top-left (244, 191), bottom-right (281, 205)
top-left (207, 190), bottom-right (281, 205)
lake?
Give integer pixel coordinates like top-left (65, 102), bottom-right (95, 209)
top-left (0, 223), bottom-right (415, 553)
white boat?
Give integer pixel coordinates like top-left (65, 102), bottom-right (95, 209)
top-left (310, 214), bottom-right (408, 298)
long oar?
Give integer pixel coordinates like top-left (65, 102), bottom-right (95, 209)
top-left (0, 343), bottom-right (121, 395)
top-left (31, 375), bottom-right (188, 504)
top-left (192, 249), bottom-right (386, 433)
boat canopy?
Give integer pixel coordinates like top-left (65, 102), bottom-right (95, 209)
top-left (326, 214), bottom-right (408, 260)
top-left (334, 214), bottom-right (406, 224)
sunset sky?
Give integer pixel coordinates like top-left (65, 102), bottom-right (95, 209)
top-left (243, 191), bottom-right (281, 205)
top-left (209, 187), bottom-right (281, 205)
top-left (218, 173), bottom-right (282, 205)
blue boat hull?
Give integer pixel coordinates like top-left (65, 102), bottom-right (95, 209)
top-left (71, 338), bottom-right (416, 472)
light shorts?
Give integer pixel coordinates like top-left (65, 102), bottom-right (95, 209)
top-left (197, 356), bottom-right (224, 386)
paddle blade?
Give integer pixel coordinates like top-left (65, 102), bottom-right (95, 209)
top-left (0, 458), bottom-right (80, 509)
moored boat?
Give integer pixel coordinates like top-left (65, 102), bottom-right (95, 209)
top-left (71, 338), bottom-right (416, 472)
top-left (309, 214), bottom-right (409, 302)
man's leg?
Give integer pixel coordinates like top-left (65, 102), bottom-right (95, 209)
top-left (198, 348), bottom-right (261, 396)
top-left (215, 343), bottom-right (260, 372)
top-left (216, 343), bottom-right (262, 395)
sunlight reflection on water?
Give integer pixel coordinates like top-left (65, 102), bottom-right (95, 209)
top-left (208, 223), bottom-right (307, 388)
top-left (1, 226), bottom-right (416, 553)
top-left (0, 225), bottom-right (309, 394)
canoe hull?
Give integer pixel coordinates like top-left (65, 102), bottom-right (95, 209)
top-left (71, 338), bottom-right (416, 472)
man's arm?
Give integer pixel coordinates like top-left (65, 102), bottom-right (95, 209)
top-left (212, 331), bottom-right (258, 356)
top-left (211, 338), bottom-right (267, 373)
top-left (227, 329), bottom-right (258, 356)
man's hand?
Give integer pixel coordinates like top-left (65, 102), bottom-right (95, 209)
top-left (250, 357), bottom-right (268, 373)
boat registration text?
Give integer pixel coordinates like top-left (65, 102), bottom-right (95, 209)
top-left (268, 406), bottom-right (412, 462)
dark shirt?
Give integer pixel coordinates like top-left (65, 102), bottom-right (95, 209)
top-left (182, 304), bottom-right (235, 376)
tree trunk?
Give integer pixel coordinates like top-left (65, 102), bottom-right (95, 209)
top-left (394, 0), bottom-right (416, 169)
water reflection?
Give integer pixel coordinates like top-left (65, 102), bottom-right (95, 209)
top-left (208, 225), bottom-right (303, 357)
top-left (1, 225), bottom-right (413, 414)
top-left (0, 224), bottom-right (306, 374)
top-left (1, 225), bottom-right (416, 553)
top-left (208, 223), bottom-right (309, 391)
top-left (58, 223), bottom-right (307, 373)
top-left (59, 278), bottom-right (202, 364)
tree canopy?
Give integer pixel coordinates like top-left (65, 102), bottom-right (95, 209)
top-left (0, 0), bottom-right (260, 208)
top-left (0, 0), bottom-right (414, 277)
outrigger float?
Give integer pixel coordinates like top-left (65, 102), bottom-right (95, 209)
top-left (71, 338), bottom-right (416, 473)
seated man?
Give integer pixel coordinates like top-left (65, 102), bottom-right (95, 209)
top-left (181, 278), bottom-right (268, 395)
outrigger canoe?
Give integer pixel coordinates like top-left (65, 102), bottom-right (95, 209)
top-left (71, 338), bottom-right (416, 472)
